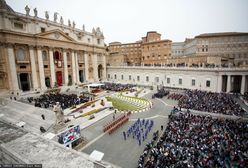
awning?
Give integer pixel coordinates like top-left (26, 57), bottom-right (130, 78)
top-left (87, 83), bottom-right (104, 87)
top-left (89, 150), bottom-right (104, 161)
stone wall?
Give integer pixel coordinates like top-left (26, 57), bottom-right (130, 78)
top-left (0, 145), bottom-right (25, 164)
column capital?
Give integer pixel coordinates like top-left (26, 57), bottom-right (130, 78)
top-left (61, 48), bottom-right (68, 53)
top-left (48, 47), bottom-right (55, 51)
top-left (29, 45), bottom-right (36, 50)
top-left (5, 43), bottom-right (14, 48)
top-left (0, 42), bottom-right (7, 47)
top-left (36, 45), bottom-right (43, 50)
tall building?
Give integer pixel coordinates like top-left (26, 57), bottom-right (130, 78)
top-left (107, 31), bottom-right (172, 66)
top-left (170, 32), bottom-right (248, 66)
top-left (107, 41), bottom-right (141, 66)
top-left (141, 31), bottom-right (172, 65)
top-left (0, 0), bottom-right (106, 95)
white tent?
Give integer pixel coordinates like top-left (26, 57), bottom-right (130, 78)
top-left (87, 83), bottom-right (104, 87)
top-left (89, 150), bottom-right (104, 161)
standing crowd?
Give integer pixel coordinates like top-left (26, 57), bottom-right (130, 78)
top-left (124, 118), bottom-right (154, 146)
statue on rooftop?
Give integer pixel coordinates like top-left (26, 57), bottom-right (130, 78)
top-left (33, 8), bottom-right (38, 17)
top-left (82, 24), bottom-right (85, 31)
top-left (45, 11), bottom-right (49, 20)
top-left (60, 16), bottom-right (63, 25)
top-left (25, 5), bottom-right (30, 16)
top-left (54, 12), bottom-right (58, 22)
top-left (68, 19), bottom-right (71, 27)
top-left (72, 21), bottom-right (76, 29)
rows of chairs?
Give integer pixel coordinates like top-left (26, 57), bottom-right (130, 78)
top-left (108, 116), bottom-right (129, 134)
top-left (103, 114), bottom-right (129, 134)
top-left (167, 93), bottom-right (184, 100)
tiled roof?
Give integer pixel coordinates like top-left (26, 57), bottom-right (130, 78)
top-left (195, 32), bottom-right (248, 38)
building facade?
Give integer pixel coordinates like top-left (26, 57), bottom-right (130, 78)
top-left (107, 66), bottom-right (248, 94)
top-left (107, 31), bottom-right (172, 66)
top-left (170, 32), bottom-right (248, 66)
top-left (107, 41), bottom-right (141, 66)
top-left (0, 0), bottom-right (107, 94)
top-left (141, 31), bottom-right (172, 65)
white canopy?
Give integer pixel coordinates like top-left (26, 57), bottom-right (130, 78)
top-left (87, 83), bottom-right (104, 87)
top-left (89, 150), bottom-right (104, 161)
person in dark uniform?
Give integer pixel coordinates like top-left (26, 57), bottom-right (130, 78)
top-left (41, 114), bottom-right (45, 120)
top-left (40, 126), bottom-right (46, 133)
top-left (123, 131), bottom-right (126, 140)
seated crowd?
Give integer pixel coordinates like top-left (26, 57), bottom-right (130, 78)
top-left (153, 88), bottom-right (169, 98)
top-left (139, 112), bottom-right (248, 168)
top-left (102, 82), bottom-right (136, 92)
top-left (178, 90), bottom-right (245, 116)
top-left (244, 92), bottom-right (248, 102)
top-left (28, 93), bottom-right (89, 109)
top-left (134, 63), bottom-right (237, 68)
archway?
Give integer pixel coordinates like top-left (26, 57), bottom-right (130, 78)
top-left (56, 71), bottom-right (63, 86)
top-left (98, 64), bottom-right (103, 80)
top-left (232, 76), bottom-right (242, 93)
top-left (19, 73), bottom-right (30, 91)
top-left (54, 51), bottom-right (62, 68)
top-left (68, 75), bottom-right (72, 86)
top-left (45, 77), bottom-right (51, 88)
top-left (79, 70), bottom-right (84, 83)
top-left (54, 51), bottom-right (60, 60)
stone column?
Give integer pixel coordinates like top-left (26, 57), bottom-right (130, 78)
top-left (226, 75), bottom-right (231, 93)
top-left (102, 54), bottom-right (107, 81)
top-left (63, 50), bottom-right (68, 85)
top-left (84, 52), bottom-right (89, 82)
top-left (29, 46), bottom-right (39, 90)
top-left (217, 75), bottom-right (222, 93)
top-left (37, 48), bottom-right (46, 90)
top-left (75, 52), bottom-right (80, 84)
top-left (71, 51), bottom-right (77, 85)
top-left (7, 45), bottom-right (19, 93)
top-left (93, 53), bottom-right (98, 81)
top-left (241, 75), bottom-right (246, 95)
top-left (49, 48), bottom-right (56, 87)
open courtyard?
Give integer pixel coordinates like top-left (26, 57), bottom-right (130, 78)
top-left (1, 84), bottom-right (248, 168)
top-left (0, 0), bottom-right (248, 167)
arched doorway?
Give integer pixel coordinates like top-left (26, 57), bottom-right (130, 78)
top-left (19, 73), bottom-right (30, 91)
top-left (79, 70), bottom-right (84, 83)
top-left (54, 51), bottom-right (61, 61)
top-left (68, 75), bottom-right (72, 86)
top-left (98, 64), bottom-right (103, 80)
top-left (45, 77), bottom-right (51, 88)
top-left (54, 51), bottom-right (62, 68)
top-left (232, 76), bottom-right (242, 93)
top-left (56, 71), bottom-right (62, 86)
